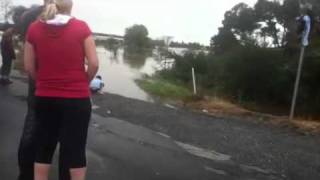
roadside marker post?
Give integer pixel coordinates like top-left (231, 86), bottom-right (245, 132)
top-left (289, 46), bottom-right (305, 120)
top-left (192, 67), bottom-right (197, 95)
top-left (289, 9), bottom-right (312, 120)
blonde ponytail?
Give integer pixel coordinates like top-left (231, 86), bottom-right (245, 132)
top-left (41, 2), bottom-right (58, 21)
top-left (41, 0), bottom-right (73, 21)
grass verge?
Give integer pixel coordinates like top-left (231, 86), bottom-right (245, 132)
top-left (136, 77), bottom-right (192, 100)
top-left (136, 76), bottom-right (320, 135)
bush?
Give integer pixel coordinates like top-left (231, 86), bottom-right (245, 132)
top-left (156, 45), bottom-right (320, 117)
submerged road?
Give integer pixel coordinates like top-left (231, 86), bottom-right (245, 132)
top-left (0, 77), bottom-right (319, 180)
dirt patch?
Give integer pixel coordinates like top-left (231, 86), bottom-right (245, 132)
top-left (179, 97), bottom-right (320, 135)
top-left (277, 119), bottom-right (320, 135)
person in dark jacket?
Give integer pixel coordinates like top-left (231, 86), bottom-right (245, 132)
top-left (0, 27), bottom-right (16, 84)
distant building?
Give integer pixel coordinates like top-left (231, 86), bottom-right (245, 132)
top-left (93, 32), bottom-right (124, 42)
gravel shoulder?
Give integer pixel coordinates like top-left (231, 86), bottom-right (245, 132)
top-left (92, 93), bottom-right (320, 180)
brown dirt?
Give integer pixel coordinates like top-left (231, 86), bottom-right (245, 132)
top-left (179, 96), bottom-right (320, 135)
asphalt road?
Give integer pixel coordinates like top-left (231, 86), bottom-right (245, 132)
top-left (0, 77), bottom-right (319, 180)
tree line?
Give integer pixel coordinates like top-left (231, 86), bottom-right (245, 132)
top-left (4, 0), bottom-right (320, 117)
top-left (160, 0), bottom-right (320, 117)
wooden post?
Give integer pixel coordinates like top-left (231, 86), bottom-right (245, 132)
top-left (192, 67), bottom-right (197, 95)
top-left (290, 46), bottom-right (305, 120)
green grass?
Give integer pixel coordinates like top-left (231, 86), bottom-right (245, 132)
top-left (136, 78), bottom-right (192, 100)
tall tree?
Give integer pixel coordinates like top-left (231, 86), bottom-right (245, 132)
top-left (255, 0), bottom-right (282, 47)
top-left (223, 3), bottom-right (259, 45)
top-left (211, 3), bottom-right (259, 54)
top-left (210, 27), bottom-right (239, 54)
top-left (0, 0), bottom-right (12, 22)
top-left (124, 24), bottom-right (151, 53)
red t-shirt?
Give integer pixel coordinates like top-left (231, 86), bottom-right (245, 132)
top-left (27, 18), bottom-right (92, 98)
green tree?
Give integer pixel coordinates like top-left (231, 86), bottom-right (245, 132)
top-left (255, 0), bottom-right (282, 47)
top-left (210, 27), bottom-right (239, 54)
top-left (124, 24), bottom-right (151, 53)
top-left (0, 0), bottom-right (12, 22)
top-left (210, 3), bottom-right (259, 54)
top-left (162, 0), bottom-right (320, 117)
top-left (223, 3), bottom-right (259, 45)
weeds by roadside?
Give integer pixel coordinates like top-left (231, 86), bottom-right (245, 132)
top-left (135, 77), bottom-right (192, 100)
top-left (137, 77), bottom-right (320, 135)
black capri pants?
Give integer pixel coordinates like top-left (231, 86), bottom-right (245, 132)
top-left (35, 97), bottom-right (91, 168)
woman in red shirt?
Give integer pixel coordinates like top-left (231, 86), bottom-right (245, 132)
top-left (24, 0), bottom-right (99, 180)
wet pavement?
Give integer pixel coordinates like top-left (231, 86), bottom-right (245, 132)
top-left (0, 76), bottom-right (319, 180)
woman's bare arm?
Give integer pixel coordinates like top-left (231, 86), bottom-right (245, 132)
top-left (24, 41), bottom-right (36, 80)
top-left (84, 36), bottom-right (99, 82)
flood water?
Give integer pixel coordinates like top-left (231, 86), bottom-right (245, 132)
top-left (1, 39), bottom-right (170, 102)
top-left (96, 46), bottom-right (160, 102)
top-left (1, 33), bottom-right (176, 102)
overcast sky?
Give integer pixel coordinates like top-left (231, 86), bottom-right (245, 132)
top-left (13, 0), bottom-right (257, 45)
